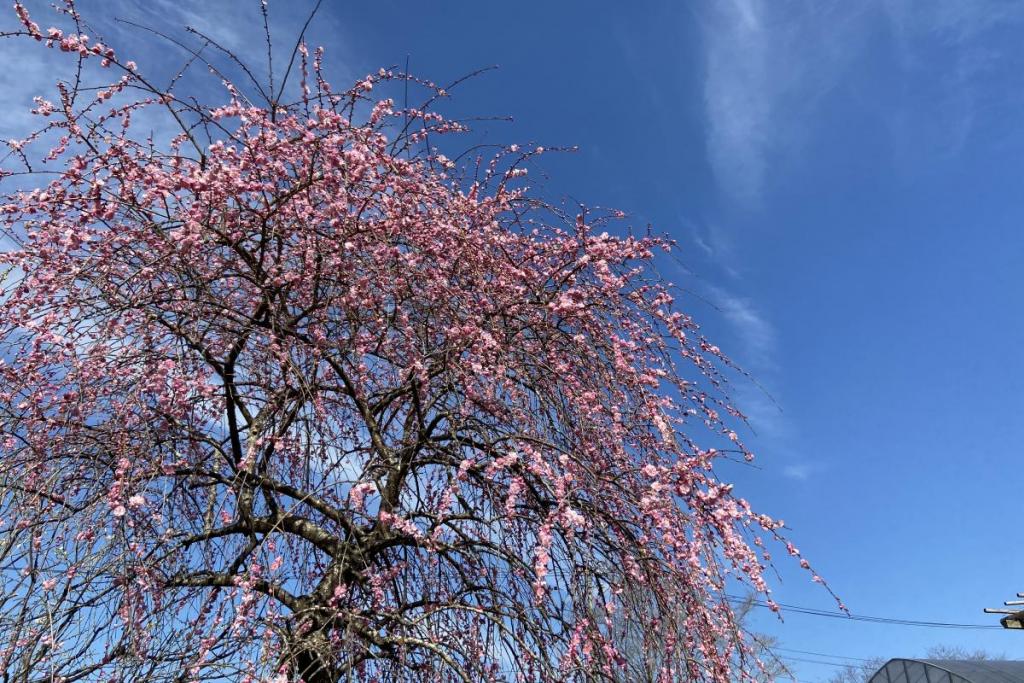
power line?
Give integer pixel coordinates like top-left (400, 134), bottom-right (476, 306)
top-left (773, 646), bottom-right (874, 663)
top-left (728, 595), bottom-right (1001, 630)
top-left (779, 654), bottom-right (866, 669)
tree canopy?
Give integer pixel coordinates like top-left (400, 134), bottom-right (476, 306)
top-left (0, 2), bottom-right (823, 681)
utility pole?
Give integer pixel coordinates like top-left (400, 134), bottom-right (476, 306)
top-left (984, 593), bottom-right (1024, 629)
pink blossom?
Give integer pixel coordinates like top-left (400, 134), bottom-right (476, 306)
top-left (0, 7), bottom-right (828, 678)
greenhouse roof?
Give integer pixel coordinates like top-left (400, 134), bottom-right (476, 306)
top-left (869, 660), bottom-right (1024, 683)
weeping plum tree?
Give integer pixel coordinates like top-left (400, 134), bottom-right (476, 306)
top-left (0, 2), bottom-right (826, 681)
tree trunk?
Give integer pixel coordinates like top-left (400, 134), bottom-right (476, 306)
top-left (283, 632), bottom-right (339, 683)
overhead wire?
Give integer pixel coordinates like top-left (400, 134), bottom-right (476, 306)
top-left (727, 595), bottom-right (1002, 630)
top-left (772, 646), bottom-right (874, 663)
top-left (779, 655), bottom-right (866, 669)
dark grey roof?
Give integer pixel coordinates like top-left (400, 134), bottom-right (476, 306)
top-left (869, 659), bottom-right (1024, 683)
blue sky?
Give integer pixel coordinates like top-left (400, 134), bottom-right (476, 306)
top-left (6, 0), bottom-right (1024, 679)
top-left (287, 1), bottom-right (1024, 677)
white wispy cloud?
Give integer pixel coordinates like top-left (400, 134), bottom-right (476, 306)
top-left (0, 0), bottom-right (358, 191)
top-left (687, 219), bottom-right (743, 279)
top-left (0, 38), bottom-right (57, 141)
top-left (881, 0), bottom-right (1024, 161)
top-left (698, 0), bottom-right (1023, 204)
top-left (701, 282), bottom-right (817, 478)
top-left (700, 0), bottom-right (771, 206)
top-left (694, 0), bottom-right (1024, 480)
top-left (701, 284), bottom-right (788, 445)
top-left (782, 464), bottom-right (811, 481)
top-left (119, 0), bottom-right (354, 89)
top-left (699, 1), bottom-right (865, 205)
top-left (1, 0), bottom-right (351, 142)
top-left (710, 286), bottom-right (775, 371)
top-left (691, 230), bottom-right (713, 257)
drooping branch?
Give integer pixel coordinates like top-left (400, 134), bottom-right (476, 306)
top-left (0, 3), bottom-right (831, 681)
